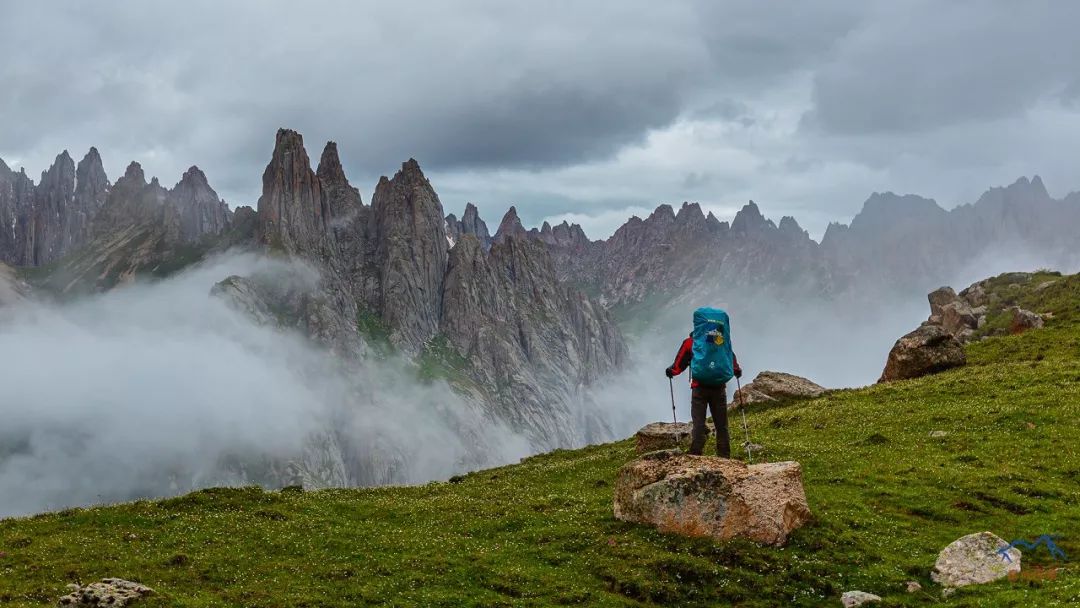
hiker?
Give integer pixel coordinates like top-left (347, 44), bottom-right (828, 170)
top-left (665, 307), bottom-right (742, 457)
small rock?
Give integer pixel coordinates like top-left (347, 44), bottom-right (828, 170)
top-left (942, 587), bottom-right (955, 598)
top-left (1034, 280), bottom-right (1058, 292)
top-left (841, 590), bottom-right (882, 607)
top-left (57, 579), bottom-right (153, 607)
top-left (929, 430), bottom-right (948, 438)
top-left (930, 531), bottom-right (1020, 587)
top-left (905, 580), bottom-right (922, 593)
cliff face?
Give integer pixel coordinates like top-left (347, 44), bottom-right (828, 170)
top-left (367, 159), bottom-right (449, 348)
top-left (169, 166), bottom-right (231, 242)
top-left (256, 129), bottom-right (329, 253)
top-left (228, 130), bottom-right (627, 449)
top-left (0, 148), bottom-right (231, 270)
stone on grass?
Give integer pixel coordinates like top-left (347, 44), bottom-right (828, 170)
top-left (905, 581), bottom-right (922, 593)
top-left (1009, 306), bottom-right (1044, 334)
top-left (613, 450), bottom-right (811, 546)
top-left (879, 324), bottom-right (965, 382)
top-left (58, 579), bottom-right (154, 607)
top-left (634, 422), bottom-right (694, 453)
top-left (930, 531), bottom-right (1020, 587)
top-left (841, 590), bottom-right (881, 607)
top-left (731, 371), bottom-right (825, 409)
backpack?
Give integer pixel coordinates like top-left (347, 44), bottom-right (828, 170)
top-left (690, 307), bottom-right (734, 385)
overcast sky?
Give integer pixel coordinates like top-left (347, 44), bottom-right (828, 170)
top-left (3, 1), bottom-right (1079, 239)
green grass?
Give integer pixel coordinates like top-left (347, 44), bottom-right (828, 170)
top-left (3, 274), bottom-right (1080, 606)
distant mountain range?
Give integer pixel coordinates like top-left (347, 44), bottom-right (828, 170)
top-left (3, 131), bottom-right (1079, 458)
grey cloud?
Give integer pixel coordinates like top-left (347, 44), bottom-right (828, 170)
top-left (803, 3), bottom-right (1080, 135)
top-left (2, 1), bottom-right (1079, 227)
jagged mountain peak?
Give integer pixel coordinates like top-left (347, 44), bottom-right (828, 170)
top-left (778, 215), bottom-right (808, 239)
top-left (256, 128), bottom-right (328, 252)
top-left (494, 206), bottom-right (527, 244)
top-left (122, 161), bottom-right (147, 185)
top-left (179, 165), bottom-right (209, 186)
top-left (317, 141), bottom-right (346, 181)
top-left (675, 201), bottom-right (705, 223)
top-left (646, 204), bottom-right (676, 223)
top-left (731, 200), bottom-right (772, 234)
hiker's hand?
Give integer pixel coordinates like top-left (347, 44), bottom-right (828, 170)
top-left (734, 368), bottom-right (742, 379)
top-left (665, 367), bottom-right (675, 378)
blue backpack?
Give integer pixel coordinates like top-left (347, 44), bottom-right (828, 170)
top-left (690, 307), bottom-right (734, 385)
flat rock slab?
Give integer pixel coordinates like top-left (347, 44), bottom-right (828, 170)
top-left (58, 579), bottom-right (154, 607)
top-left (731, 371), bottom-right (825, 408)
top-left (930, 531), bottom-right (1020, 587)
top-left (613, 450), bottom-right (811, 546)
top-left (634, 421), bottom-right (709, 453)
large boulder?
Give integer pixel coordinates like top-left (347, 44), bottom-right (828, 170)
top-left (731, 371), bottom-right (825, 408)
top-left (58, 579), bottom-right (154, 607)
top-left (930, 531), bottom-right (1020, 587)
top-left (879, 324), bottom-right (966, 383)
top-left (613, 450), bottom-right (811, 546)
top-left (634, 422), bottom-right (694, 453)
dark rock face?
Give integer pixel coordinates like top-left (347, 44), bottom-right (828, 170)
top-left (256, 129), bottom-right (330, 253)
top-left (317, 141), bottom-right (363, 223)
top-left (29, 151), bottom-right (77, 265)
top-left (367, 159), bottom-right (449, 348)
top-left (493, 206), bottom-right (528, 245)
top-left (169, 166), bottom-right (230, 242)
top-left (0, 162), bottom-right (36, 265)
top-left (69, 148), bottom-right (110, 250)
top-left (879, 324), bottom-right (966, 382)
top-left (93, 162), bottom-right (179, 241)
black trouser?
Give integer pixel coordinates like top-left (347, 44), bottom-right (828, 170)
top-left (689, 384), bottom-right (730, 457)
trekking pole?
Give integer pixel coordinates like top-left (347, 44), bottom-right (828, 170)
top-left (736, 376), bottom-right (753, 463)
top-left (669, 377), bottom-right (677, 423)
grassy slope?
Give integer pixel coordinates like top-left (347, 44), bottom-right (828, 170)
top-left (2, 274), bottom-right (1080, 607)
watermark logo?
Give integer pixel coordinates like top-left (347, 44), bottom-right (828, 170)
top-left (996, 535), bottom-right (1066, 563)
top-left (997, 535), bottom-right (1066, 582)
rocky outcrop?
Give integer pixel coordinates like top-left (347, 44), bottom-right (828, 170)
top-left (879, 324), bottom-right (965, 382)
top-left (317, 141), bottom-right (363, 222)
top-left (613, 450), bottom-right (811, 546)
top-left (58, 578), bottom-right (154, 607)
top-left (445, 202), bottom-right (492, 251)
top-left (1009, 306), bottom-right (1044, 333)
top-left (169, 166), bottom-right (231, 242)
top-left (493, 206), bottom-right (528, 244)
top-left (256, 129), bottom-right (330, 253)
top-left (367, 159), bottom-right (448, 349)
top-left (930, 532), bottom-right (1020, 587)
top-left (732, 371), bottom-right (825, 408)
top-left (634, 422), bottom-right (694, 453)
top-left (0, 160), bottom-right (36, 265)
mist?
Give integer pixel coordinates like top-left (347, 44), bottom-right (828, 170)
top-left (600, 245), bottom-right (1080, 425)
top-left (0, 254), bottom-right (533, 517)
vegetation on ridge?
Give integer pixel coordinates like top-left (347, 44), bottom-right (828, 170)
top-left (1, 272), bottom-right (1079, 606)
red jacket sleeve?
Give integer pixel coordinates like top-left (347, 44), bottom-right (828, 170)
top-left (670, 337), bottom-right (693, 375)
top-left (733, 353), bottom-right (742, 377)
